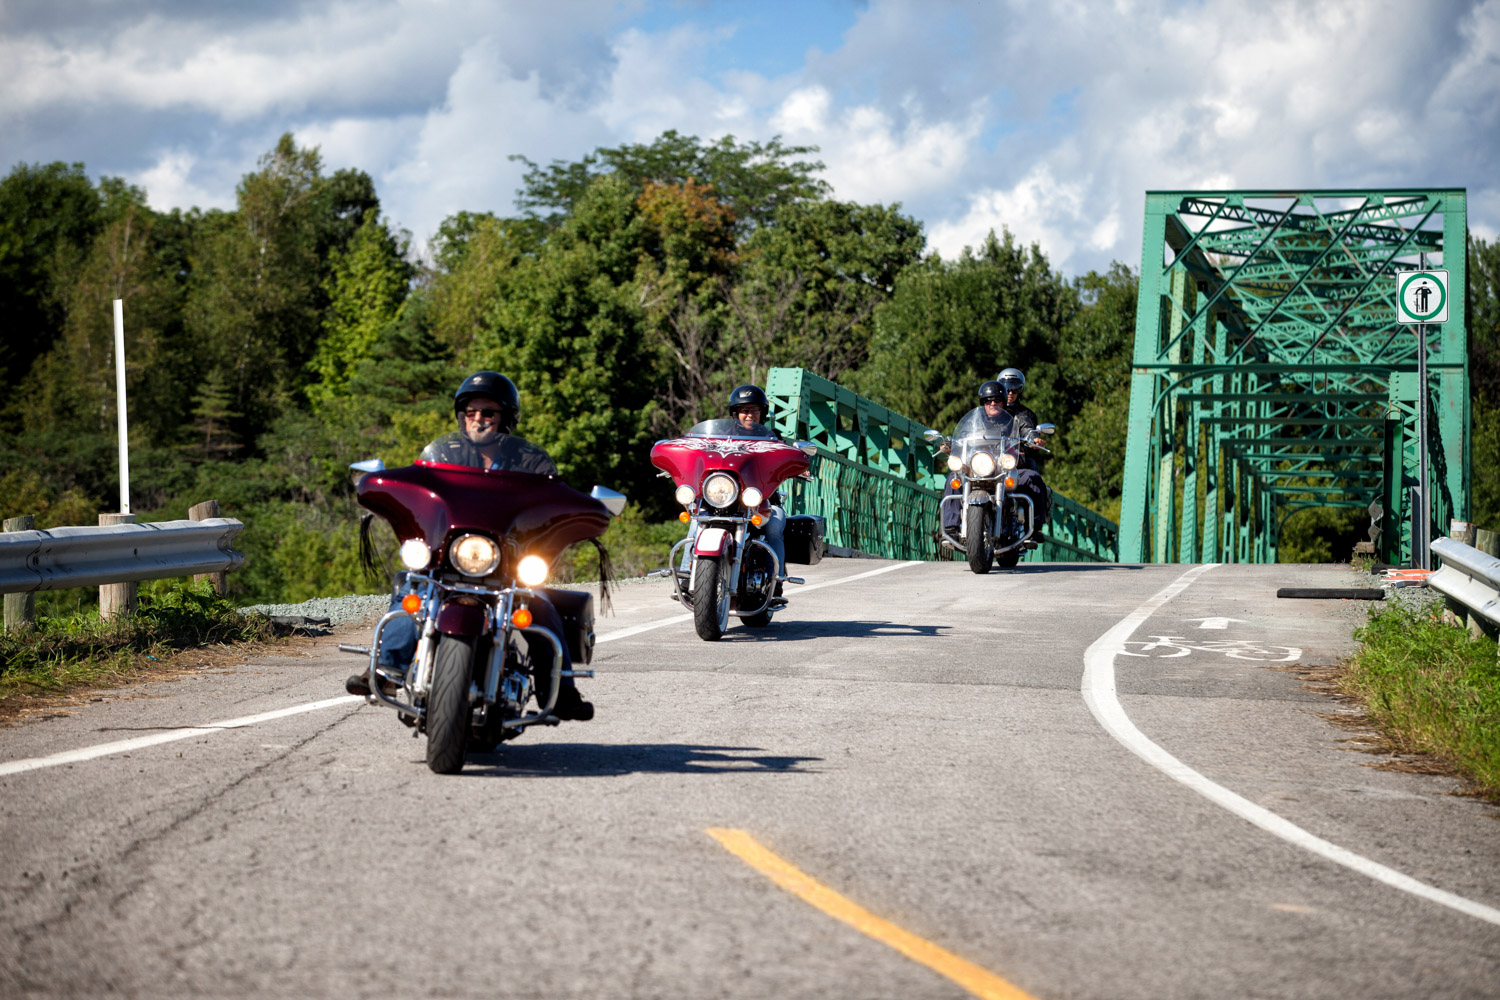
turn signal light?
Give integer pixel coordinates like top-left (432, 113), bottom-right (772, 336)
top-left (511, 607), bottom-right (533, 628)
top-left (1004, 476), bottom-right (1016, 489)
top-left (750, 513), bottom-right (764, 527)
top-left (679, 511), bottom-right (690, 523)
top-left (950, 478), bottom-right (961, 489)
top-left (400, 594), bottom-right (422, 614)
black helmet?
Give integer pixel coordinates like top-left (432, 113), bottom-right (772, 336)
top-left (727, 384), bottom-right (769, 422)
top-left (996, 367), bottom-right (1025, 397)
top-left (453, 370), bottom-right (520, 433)
top-left (978, 380), bottom-right (1005, 403)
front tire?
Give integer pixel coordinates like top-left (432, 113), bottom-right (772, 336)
top-left (692, 557), bottom-right (730, 640)
top-left (964, 504), bottom-right (993, 574)
top-left (426, 635), bottom-right (473, 774)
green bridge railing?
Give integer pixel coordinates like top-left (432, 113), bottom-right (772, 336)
top-left (766, 367), bottom-right (1119, 563)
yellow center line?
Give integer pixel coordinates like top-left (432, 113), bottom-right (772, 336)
top-left (706, 828), bottom-right (1039, 1000)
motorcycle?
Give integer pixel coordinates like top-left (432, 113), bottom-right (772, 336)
top-left (342, 456), bottom-right (626, 774)
top-left (926, 415), bottom-right (1054, 574)
top-left (650, 419), bottom-right (826, 640)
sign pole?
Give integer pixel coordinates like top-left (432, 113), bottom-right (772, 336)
top-left (1415, 251), bottom-right (1429, 569)
top-left (113, 298), bottom-right (131, 515)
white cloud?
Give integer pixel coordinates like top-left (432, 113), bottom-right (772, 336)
top-left (132, 150), bottom-right (234, 213)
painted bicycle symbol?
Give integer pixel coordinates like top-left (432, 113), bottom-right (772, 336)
top-left (1118, 636), bottom-right (1302, 662)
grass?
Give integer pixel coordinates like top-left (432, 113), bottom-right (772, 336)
top-left (1342, 596), bottom-right (1500, 798)
top-left (0, 580), bottom-right (280, 709)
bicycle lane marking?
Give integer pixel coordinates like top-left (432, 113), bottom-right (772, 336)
top-left (1081, 563), bottom-right (1500, 928)
top-left (1, 561), bottom-right (926, 777)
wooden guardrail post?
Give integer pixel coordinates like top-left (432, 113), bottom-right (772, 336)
top-left (188, 500), bottom-right (226, 594)
top-left (3, 515), bottom-right (36, 632)
top-left (1476, 528), bottom-right (1499, 558)
top-left (98, 512), bottom-right (137, 619)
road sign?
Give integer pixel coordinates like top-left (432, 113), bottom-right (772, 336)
top-left (1397, 269), bottom-right (1449, 324)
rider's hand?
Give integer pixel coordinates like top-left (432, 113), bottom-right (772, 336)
top-left (938, 442), bottom-right (951, 453)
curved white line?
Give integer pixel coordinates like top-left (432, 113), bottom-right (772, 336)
top-left (1083, 563), bottom-right (1500, 927)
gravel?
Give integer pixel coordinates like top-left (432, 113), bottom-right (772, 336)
top-left (238, 575), bottom-right (664, 628)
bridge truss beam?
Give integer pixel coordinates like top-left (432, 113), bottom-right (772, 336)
top-left (1119, 189), bottom-right (1469, 565)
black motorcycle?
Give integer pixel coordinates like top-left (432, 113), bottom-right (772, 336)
top-left (927, 413), bottom-right (1054, 573)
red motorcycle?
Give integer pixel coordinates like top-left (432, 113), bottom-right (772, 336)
top-left (344, 457), bottom-right (625, 774)
top-left (650, 419), bottom-right (825, 640)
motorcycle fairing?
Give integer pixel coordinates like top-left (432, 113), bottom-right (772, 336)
top-left (357, 462), bottom-right (611, 564)
top-left (650, 435), bottom-right (809, 498)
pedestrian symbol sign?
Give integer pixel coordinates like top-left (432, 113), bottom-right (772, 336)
top-left (1396, 269), bottom-right (1449, 324)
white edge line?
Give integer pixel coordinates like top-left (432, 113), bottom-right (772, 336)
top-left (595, 560), bottom-right (924, 644)
top-left (4, 561), bottom-right (928, 776)
top-left (0, 696), bottom-right (363, 778)
top-left (1082, 563), bottom-right (1500, 927)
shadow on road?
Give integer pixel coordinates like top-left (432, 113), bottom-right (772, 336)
top-left (1001, 563), bottom-right (1146, 574)
top-left (720, 620), bottom-right (949, 642)
top-left (460, 742), bottom-right (822, 778)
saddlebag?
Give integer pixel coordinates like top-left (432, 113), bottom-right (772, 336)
top-left (783, 514), bottom-right (826, 566)
top-left (541, 587), bottom-right (595, 665)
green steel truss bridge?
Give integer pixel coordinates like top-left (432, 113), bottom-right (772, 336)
top-left (1118, 189), bottom-right (1469, 566)
top-left (766, 367), bottom-right (1118, 563)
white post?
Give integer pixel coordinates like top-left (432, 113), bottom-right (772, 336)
top-left (113, 298), bottom-right (131, 515)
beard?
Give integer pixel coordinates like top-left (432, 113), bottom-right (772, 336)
top-left (464, 424), bottom-right (501, 446)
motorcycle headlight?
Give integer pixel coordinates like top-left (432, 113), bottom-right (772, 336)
top-left (702, 473), bottom-right (739, 508)
top-left (399, 538), bottom-right (431, 570)
top-left (516, 554), bottom-right (548, 587)
top-left (742, 486), bottom-right (764, 507)
top-left (674, 484), bottom-right (696, 506)
top-left (970, 451), bottom-right (996, 478)
top-left (448, 533), bottom-right (500, 576)
top-left (999, 452), bottom-right (1018, 471)
top-left (947, 454), bottom-right (963, 472)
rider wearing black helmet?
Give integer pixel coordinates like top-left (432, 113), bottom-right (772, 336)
top-left (724, 383), bottom-right (788, 575)
top-left (940, 379), bottom-right (1051, 535)
top-left (418, 370), bottom-right (556, 474)
top-left (346, 370), bottom-right (592, 721)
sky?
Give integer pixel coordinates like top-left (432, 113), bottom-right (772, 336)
top-left (2, 0), bottom-right (1497, 277)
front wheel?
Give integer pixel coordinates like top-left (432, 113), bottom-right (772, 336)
top-left (692, 556), bottom-right (730, 640)
top-left (426, 635), bottom-right (473, 774)
top-left (964, 504), bottom-right (993, 574)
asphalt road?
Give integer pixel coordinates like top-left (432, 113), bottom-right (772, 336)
top-left (2, 559), bottom-right (1498, 999)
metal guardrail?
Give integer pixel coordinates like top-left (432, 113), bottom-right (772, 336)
top-left (0, 519), bottom-right (245, 595)
top-left (1429, 536), bottom-right (1500, 627)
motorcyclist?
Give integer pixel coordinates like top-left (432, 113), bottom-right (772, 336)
top-left (995, 367), bottom-right (1040, 431)
top-left (345, 370), bottom-right (593, 721)
top-left (725, 384), bottom-right (788, 578)
top-left (940, 379), bottom-right (1051, 535)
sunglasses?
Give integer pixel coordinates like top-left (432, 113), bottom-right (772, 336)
top-left (464, 407), bottom-right (502, 420)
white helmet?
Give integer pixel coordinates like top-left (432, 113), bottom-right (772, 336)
top-left (996, 368), bottom-right (1025, 396)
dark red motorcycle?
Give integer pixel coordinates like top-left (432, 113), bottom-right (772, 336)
top-left (650, 419), bottom-right (825, 640)
top-left (343, 457), bottom-right (625, 774)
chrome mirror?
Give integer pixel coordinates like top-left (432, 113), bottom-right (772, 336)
top-left (590, 485), bottom-right (628, 516)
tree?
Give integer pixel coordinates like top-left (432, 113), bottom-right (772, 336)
top-left (0, 162), bottom-right (104, 392)
top-left (306, 210), bottom-right (412, 408)
top-left (858, 229), bottom-right (1076, 433)
top-left (512, 130), bottom-right (829, 234)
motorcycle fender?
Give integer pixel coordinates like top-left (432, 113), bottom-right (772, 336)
top-left (966, 489), bottom-right (993, 506)
top-left (435, 601), bottom-right (487, 636)
top-left (694, 526), bottom-right (732, 557)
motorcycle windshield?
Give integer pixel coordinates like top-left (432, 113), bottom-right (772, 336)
top-left (951, 407), bottom-right (1024, 465)
top-left (650, 422), bottom-right (809, 496)
top-left (357, 463), bottom-right (611, 567)
top-left (683, 418), bottom-right (778, 440)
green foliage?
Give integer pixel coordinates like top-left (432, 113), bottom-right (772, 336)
top-left (1470, 236), bottom-right (1500, 532)
top-left (513, 129), bottom-right (829, 232)
top-left (307, 210), bottom-right (412, 407)
top-left (858, 229), bottom-right (1076, 433)
top-left (1276, 506), bottom-right (1365, 563)
top-left (1345, 599), bottom-right (1500, 797)
top-left (0, 579), bottom-right (277, 689)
